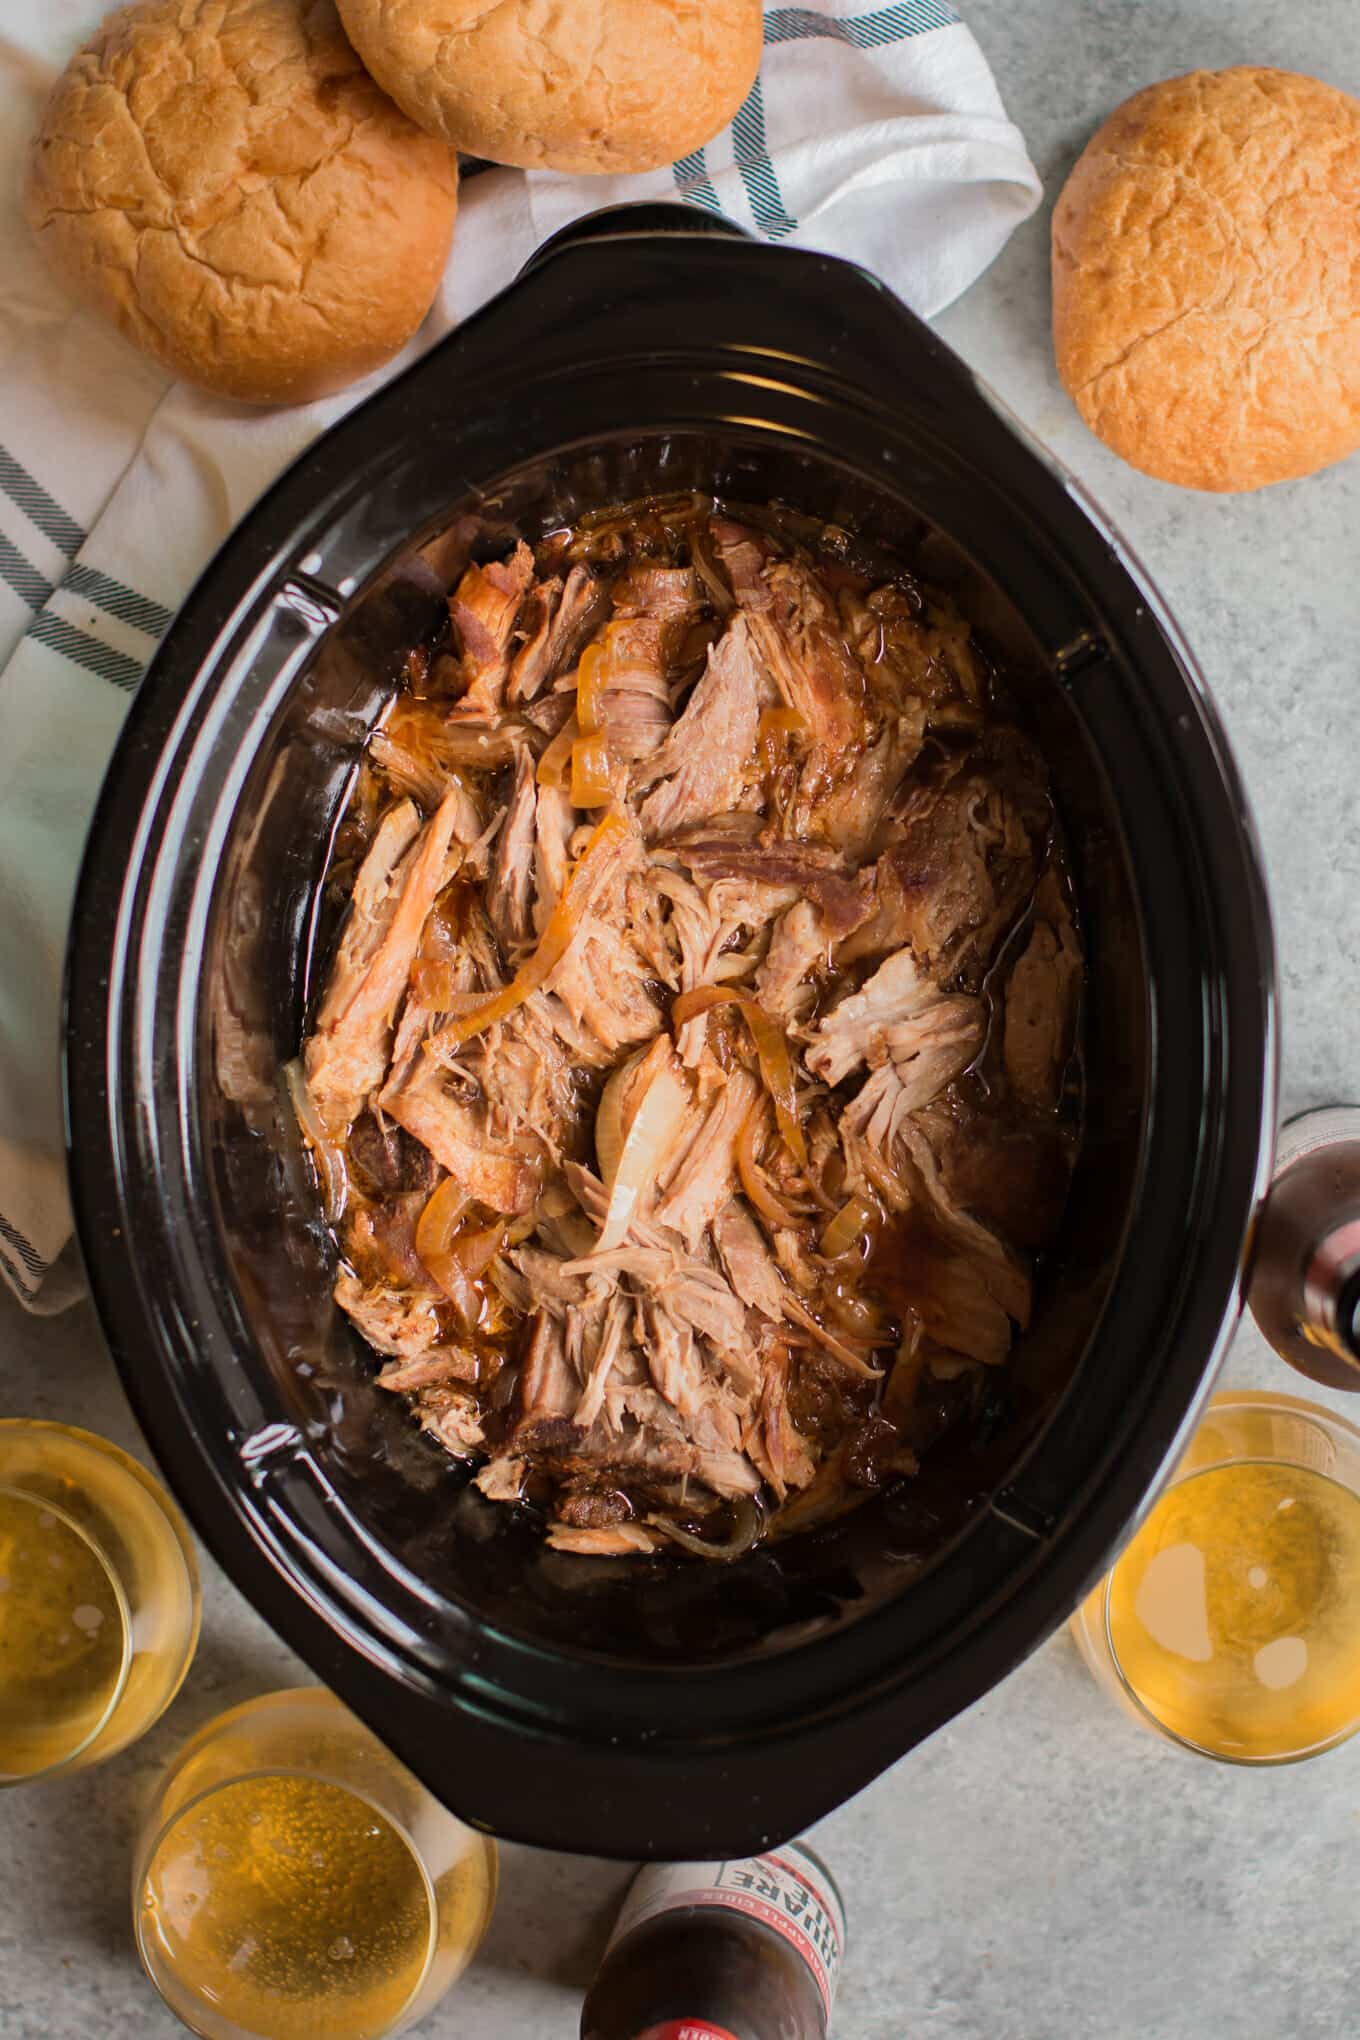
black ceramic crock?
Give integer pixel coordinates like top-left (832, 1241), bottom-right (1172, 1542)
top-left (65, 207), bottom-right (1275, 1857)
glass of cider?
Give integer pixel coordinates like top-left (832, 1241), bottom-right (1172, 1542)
top-left (0, 1420), bottom-right (200, 1783)
top-left (1070, 1391), bottom-right (1360, 1763)
top-left (133, 1687), bottom-right (498, 2040)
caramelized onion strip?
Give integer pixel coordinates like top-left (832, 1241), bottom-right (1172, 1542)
top-left (736, 1103), bottom-right (807, 1230)
top-left (435, 811), bottom-right (632, 1049)
top-left (672, 986), bottom-right (808, 1167)
top-left (647, 1497), bottom-right (761, 1562)
top-left (282, 1059), bottom-right (348, 1224)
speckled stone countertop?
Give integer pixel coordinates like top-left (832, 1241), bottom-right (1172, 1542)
top-left (3, 2), bottom-right (1359, 2034)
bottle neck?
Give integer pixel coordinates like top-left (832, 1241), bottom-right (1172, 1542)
top-left (1249, 1124), bottom-right (1360, 1390)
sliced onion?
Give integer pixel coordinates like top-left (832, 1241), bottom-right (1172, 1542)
top-left (647, 1496), bottom-right (761, 1563)
top-left (414, 1175), bottom-right (476, 1318)
top-left (595, 1054), bottom-right (692, 1253)
top-left (386, 699), bottom-right (519, 767)
top-left (449, 1220), bottom-right (509, 1280)
top-left (820, 1194), bottom-right (877, 1262)
top-left (282, 1059), bottom-right (348, 1224)
top-left (415, 1175), bottom-right (469, 1257)
top-left (846, 1134), bottom-right (912, 1216)
top-left (570, 732), bottom-right (613, 807)
top-left (672, 986), bottom-right (808, 1168)
top-left (436, 810), bottom-right (631, 1049)
top-left (536, 715), bottom-right (578, 789)
top-left (782, 1293), bottom-right (883, 1379)
top-left (736, 1103), bottom-right (807, 1230)
top-left (594, 1046), bottom-right (648, 1190)
top-left (825, 1285), bottom-right (887, 1339)
top-left (575, 636), bottom-right (609, 736)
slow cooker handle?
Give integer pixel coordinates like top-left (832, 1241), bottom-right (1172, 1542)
top-left (517, 199), bottom-right (755, 281)
top-left (485, 199), bottom-right (1003, 456)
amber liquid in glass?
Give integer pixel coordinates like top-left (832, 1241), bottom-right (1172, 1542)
top-left (0, 1488), bottom-right (127, 1778)
top-left (139, 1771), bottom-right (494, 2040)
top-left (1105, 1460), bottom-right (1360, 1759)
top-left (0, 1420), bottom-right (200, 1781)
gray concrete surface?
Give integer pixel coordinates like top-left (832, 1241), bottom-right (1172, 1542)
top-left (2, 1), bottom-right (1359, 2033)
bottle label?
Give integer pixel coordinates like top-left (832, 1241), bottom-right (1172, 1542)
top-left (634, 2026), bottom-right (741, 2040)
top-left (609, 1842), bottom-right (845, 2023)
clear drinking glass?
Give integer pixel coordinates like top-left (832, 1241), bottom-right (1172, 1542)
top-left (1070, 1391), bottom-right (1360, 1763)
top-left (0, 1419), bottom-right (201, 1783)
top-left (133, 1687), bottom-right (499, 2040)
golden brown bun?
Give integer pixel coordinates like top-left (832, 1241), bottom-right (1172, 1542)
top-left (335, 0), bottom-right (763, 174)
top-left (1052, 67), bottom-right (1360, 492)
top-left (25, 0), bottom-right (459, 407)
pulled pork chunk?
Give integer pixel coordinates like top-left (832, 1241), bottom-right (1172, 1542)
top-left (842, 780), bottom-right (996, 970)
top-left (1004, 871), bottom-right (1082, 1110)
top-left (516, 1310), bottom-right (579, 1437)
top-left (304, 500), bottom-right (1082, 1557)
top-left (373, 696), bottom-right (522, 780)
top-left (305, 791), bottom-right (462, 1137)
top-left (711, 520), bottom-right (771, 608)
top-left (744, 557), bottom-right (868, 760)
top-left (672, 831), bottom-right (866, 936)
top-left (508, 564), bottom-right (607, 704)
top-left (713, 1199), bottom-right (790, 1323)
top-left (334, 1270), bottom-right (448, 1369)
top-left (840, 1008), bottom-right (982, 1153)
top-left (382, 1061), bottom-right (539, 1214)
top-left (533, 782), bottom-right (575, 934)
top-left (414, 1388), bottom-right (485, 1458)
top-left (548, 1522), bottom-right (659, 1556)
top-left (635, 617), bottom-right (764, 838)
top-left (745, 1343), bottom-right (818, 1501)
top-left (546, 827), bottom-right (662, 1056)
top-left (487, 745), bottom-right (537, 954)
top-left (813, 709), bottom-right (926, 862)
top-left (841, 738), bottom-right (1050, 973)
top-left (808, 948), bottom-right (984, 1106)
top-left (448, 543), bottom-right (534, 716)
top-left (844, 582), bottom-right (986, 732)
top-left (755, 899), bottom-right (828, 1023)
top-left (652, 1068), bottom-right (760, 1250)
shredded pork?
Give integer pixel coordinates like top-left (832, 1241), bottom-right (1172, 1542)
top-left (298, 498), bottom-right (1083, 1557)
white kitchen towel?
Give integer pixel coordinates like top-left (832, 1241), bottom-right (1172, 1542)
top-left (0, 0), bottom-right (1040, 1310)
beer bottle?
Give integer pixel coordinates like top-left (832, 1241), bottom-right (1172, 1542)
top-left (1249, 1106), bottom-right (1360, 1388)
top-left (580, 1841), bottom-right (845, 2040)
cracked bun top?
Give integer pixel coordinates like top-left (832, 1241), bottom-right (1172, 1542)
top-left (1051, 66), bottom-right (1360, 492)
top-left (334, 0), bottom-right (763, 175)
top-left (25, 0), bottom-right (459, 407)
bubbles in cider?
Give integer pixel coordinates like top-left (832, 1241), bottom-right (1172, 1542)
top-left (139, 1766), bottom-right (497, 2039)
top-left (140, 1774), bottom-right (438, 2039)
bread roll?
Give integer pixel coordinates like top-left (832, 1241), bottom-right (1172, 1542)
top-left (335, 0), bottom-right (763, 174)
top-left (1052, 67), bottom-right (1360, 492)
top-left (25, 0), bottom-right (459, 407)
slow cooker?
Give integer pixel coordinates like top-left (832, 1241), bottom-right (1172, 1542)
top-left (64, 207), bottom-right (1276, 1857)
